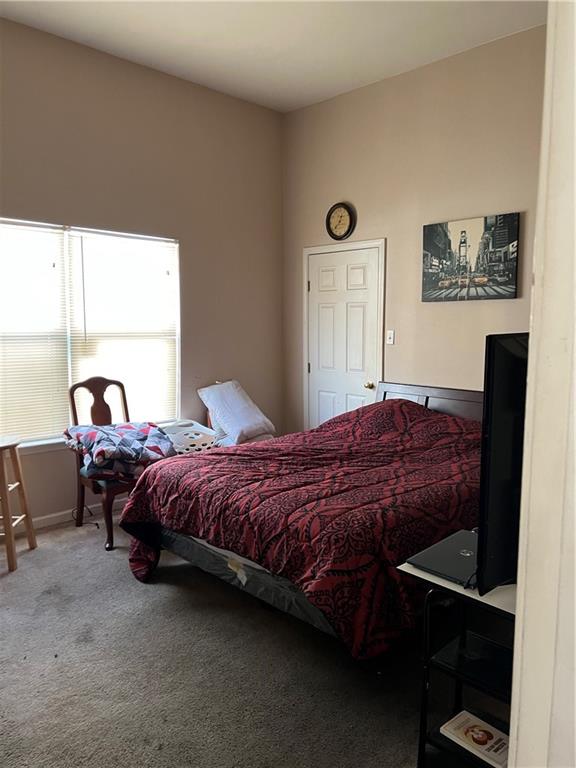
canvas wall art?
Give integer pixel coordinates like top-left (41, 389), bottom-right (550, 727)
top-left (422, 212), bottom-right (520, 302)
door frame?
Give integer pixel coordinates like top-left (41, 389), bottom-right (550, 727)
top-left (302, 238), bottom-right (386, 429)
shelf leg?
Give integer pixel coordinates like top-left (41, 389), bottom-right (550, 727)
top-left (453, 600), bottom-right (467, 713)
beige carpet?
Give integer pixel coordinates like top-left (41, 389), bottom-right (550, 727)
top-left (0, 523), bottom-right (421, 768)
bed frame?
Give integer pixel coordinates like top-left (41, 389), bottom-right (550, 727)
top-left (376, 381), bottom-right (483, 422)
top-left (158, 381), bottom-right (483, 639)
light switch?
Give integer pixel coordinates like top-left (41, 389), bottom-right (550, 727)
top-left (386, 329), bottom-right (395, 345)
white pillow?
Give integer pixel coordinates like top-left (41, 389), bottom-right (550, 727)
top-left (198, 380), bottom-right (275, 445)
top-left (207, 413), bottom-right (227, 442)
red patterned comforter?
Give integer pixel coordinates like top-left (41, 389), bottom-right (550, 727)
top-left (120, 399), bottom-right (481, 658)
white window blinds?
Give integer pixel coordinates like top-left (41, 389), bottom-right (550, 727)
top-left (0, 221), bottom-right (69, 441)
top-left (0, 219), bottom-right (180, 442)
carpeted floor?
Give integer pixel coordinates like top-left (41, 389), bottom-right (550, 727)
top-left (0, 523), bottom-right (422, 768)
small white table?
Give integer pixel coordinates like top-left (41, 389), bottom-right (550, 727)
top-left (398, 562), bottom-right (516, 615)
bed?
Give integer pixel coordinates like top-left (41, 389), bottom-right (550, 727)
top-left (120, 382), bottom-right (483, 659)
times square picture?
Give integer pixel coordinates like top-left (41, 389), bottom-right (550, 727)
top-left (422, 212), bottom-right (519, 302)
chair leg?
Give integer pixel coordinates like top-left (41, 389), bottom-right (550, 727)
top-left (0, 452), bottom-right (17, 572)
top-left (102, 489), bottom-right (114, 551)
top-left (75, 478), bottom-right (85, 527)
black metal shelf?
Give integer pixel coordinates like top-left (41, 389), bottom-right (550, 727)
top-left (417, 588), bottom-right (514, 768)
top-left (430, 631), bottom-right (513, 703)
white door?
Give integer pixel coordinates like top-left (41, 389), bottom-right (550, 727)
top-left (306, 243), bottom-right (384, 428)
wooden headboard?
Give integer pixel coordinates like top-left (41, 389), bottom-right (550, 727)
top-left (375, 381), bottom-right (483, 422)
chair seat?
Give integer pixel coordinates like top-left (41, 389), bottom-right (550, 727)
top-left (79, 466), bottom-right (135, 488)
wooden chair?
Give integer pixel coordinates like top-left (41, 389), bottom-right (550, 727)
top-left (0, 440), bottom-right (37, 572)
top-left (69, 377), bottom-right (136, 551)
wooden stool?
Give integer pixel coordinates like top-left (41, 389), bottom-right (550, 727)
top-left (0, 441), bottom-right (37, 572)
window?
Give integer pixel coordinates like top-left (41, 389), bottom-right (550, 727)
top-left (0, 219), bottom-right (180, 442)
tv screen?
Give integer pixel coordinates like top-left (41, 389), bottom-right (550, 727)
top-left (477, 332), bottom-right (529, 595)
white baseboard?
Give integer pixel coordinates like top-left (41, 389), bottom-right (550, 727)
top-left (22, 498), bottom-right (127, 534)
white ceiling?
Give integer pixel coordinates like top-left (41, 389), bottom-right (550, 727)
top-left (0, 1), bottom-right (547, 112)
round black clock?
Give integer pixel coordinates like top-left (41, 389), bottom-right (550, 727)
top-left (326, 202), bottom-right (357, 240)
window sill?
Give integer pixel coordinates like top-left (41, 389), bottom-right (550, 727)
top-left (18, 438), bottom-right (68, 456)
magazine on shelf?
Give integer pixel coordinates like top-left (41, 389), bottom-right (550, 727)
top-left (440, 710), bottom-right (508, 767)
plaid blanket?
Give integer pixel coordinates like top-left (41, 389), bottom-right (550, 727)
top-left (64, 422), bottom-right (176, 478)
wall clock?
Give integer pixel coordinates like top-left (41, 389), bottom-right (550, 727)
top-left (326, 202), bottom-right (357, 241)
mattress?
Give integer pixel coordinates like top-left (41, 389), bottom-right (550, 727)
top-left (160, 528), bottom-right (336, 636)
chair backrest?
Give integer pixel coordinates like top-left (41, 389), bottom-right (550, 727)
top-left (69, 377), bottom-right (130, 426)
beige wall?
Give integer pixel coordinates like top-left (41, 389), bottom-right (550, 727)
top-left (283, 27), bottom-right (546, 431)
top-left (0, 21), bottom-right (546, 526)
top-left (0, 20), bottom-right (283, 523)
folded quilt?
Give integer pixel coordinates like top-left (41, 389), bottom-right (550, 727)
top-left (64, 422), bottom-right (176, 478)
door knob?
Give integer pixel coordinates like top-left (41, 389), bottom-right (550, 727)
top-left (364, 381), bottom-right (375, 390)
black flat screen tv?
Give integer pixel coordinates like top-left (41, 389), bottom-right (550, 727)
top-left (477, 332), bottom-right (529, 595)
